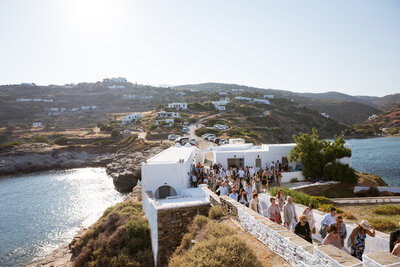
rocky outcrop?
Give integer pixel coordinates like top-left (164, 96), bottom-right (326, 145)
top-left (105, 146), bottom-right (163, 192)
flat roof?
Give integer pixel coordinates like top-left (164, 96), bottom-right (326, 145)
top-left (146, 145), bottom-right (196, 164)
top-left (155, 196), bottom-right (209, 210)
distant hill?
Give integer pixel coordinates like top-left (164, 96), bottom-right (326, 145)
top-left (175, 83), bottom-right (382, 124)
top-left (355, 93), bottom-right (400, 109)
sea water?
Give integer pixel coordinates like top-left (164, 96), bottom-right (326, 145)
top-left (0, 168), bottom-right (124, 267)
top-left (346, 137), bottom-right (400, 186)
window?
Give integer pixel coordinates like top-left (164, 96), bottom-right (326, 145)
top-left (255, 158), bottom-right (261, 168)
top-left (155, 185), bottom-right (177, 199)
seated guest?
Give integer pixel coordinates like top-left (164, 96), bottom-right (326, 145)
top-left (268, 197), bottom-right (281, 224)
top-left (390, 222), bottom-right (400, 253)
top-left (332, 216), bottom-right (347, 248)
top-left (294, 215), bottom-right (312, 243)
top-left (322, 225), bottom-right (342, 249)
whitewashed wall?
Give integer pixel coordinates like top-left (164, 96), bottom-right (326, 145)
top-left (281, 171), bottom-right (305, 183)
top-left (142, 192), bottom-right (159, 265)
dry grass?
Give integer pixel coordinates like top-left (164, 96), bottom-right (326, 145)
top-left (337, 203), bottom-right (400, 233)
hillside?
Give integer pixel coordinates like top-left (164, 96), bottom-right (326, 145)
top-left (175, 83), bottom-right (382, 124)
top-left (356, 93), bottom-right (400, 109)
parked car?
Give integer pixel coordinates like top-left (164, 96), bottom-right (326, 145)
top-left (183, 122), bottom-right (189, 127)
top-left (168, 134), bottom-right (177, 141)
top-left (213, 124), bottom-right (229, 130)
top-left (175, 137), bottom-right (189, 145)
top-left (182, 127), bottom-right (189, 133)
top-left (197, 124), bottom-right (206, 128)
top-left (202, 133), bottom-right (212, 139)
top-left (204, 134), bottom-right (216, 140)
top-left (190, 138), bottom-right (196, 143)
top-left (208, 135), bottom-right (216, 142)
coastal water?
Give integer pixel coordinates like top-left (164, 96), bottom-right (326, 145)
top-left (0, 168), bottom-right (124, 267)
top-left (347, 137), bottom-right (400, 187)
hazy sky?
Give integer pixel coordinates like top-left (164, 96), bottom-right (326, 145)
top-left (0, 0), bottom-right (399, 96)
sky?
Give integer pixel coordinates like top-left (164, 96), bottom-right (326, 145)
top-left (0, 0), bottom-right (399, 96)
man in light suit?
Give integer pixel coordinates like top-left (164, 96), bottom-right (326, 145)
top-left (284, 196), bottom-right (298, 231)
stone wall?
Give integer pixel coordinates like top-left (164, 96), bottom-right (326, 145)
top-left (202, 188), bottom-right (400, 267)
top-left (156, 204), bottom-right (210, 266)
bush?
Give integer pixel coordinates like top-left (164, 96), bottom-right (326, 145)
top-left (323, 162), bottom-right (357, 184)
top-left (269, 187), bottom-right (330, 209)
top-left (368, 218), bottom-right (397, 232)
top-left (0, 141), bottom-right (22, 150)
top-left (193, 215), bottom-right (210, 229)
top-left (194, 128), bottom-right (221, 137)
top-left (29, 135), bottom-right (49, 143)
top-left (318, 203), bottom-right (344, 214)
top-left (169, 221), bottom-right (261, 267)
top-left (208, 206), bottom-right (225, 220)
top-left (341, 211), bottom-right (356, 220)
top-left (52, 136), bottom-right (68, 145)
top-left (290, 178), bottom-right (299, 183)
top-left (372, 205), bottom-right (400, 215)
top-left (111, 129), bottom-right (120, 138)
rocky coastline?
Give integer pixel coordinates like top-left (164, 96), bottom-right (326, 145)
top-left (0, 143), bottom-right (163, 192)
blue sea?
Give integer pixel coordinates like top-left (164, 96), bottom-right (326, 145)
top-left (346, 137), bottom-right (400, 187)
top-left (0, 168), bottom-right (124, 267)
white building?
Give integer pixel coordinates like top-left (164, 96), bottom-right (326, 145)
top-left (50, 108), bottom-right (59, 112)
top-left (235, 96), bottom-right (252, 101)
top-left (155, 118), bottom-right (175, 127)
top-left (232, 89), bottom-right (244, 92)
top-left (190, 89), bottom-right (199, 92)
top-left (369, 114), bottom-right (378, 120)
top-left (253, 98), bottom-right (270, 105)
top-left (60, 108), bottom-right (66, 112)
top-left (122, 113), bottom-right (142, 125)
top-left (34, 99), bottom-right (43, 102)
top-left (219, 92), bottom-right (228, 95)
top-left (108, 85), bottom-right (125, 89)
top-left (156, 111), bottom-right (180, 118)
top-left (168, 102), bottom-right (188, 110)
top-left (71, 108), bottom-right (80, 112)
top-left (263, 95), bottom-right (274, 99)
top-left (175, 92), bottom-right (186, 96)
top-left (123, 94), bottom-right (136, 99)
top-left (81, 106), bottom-right (90, 111)
top-left (103, 77), bottom-right (127, 83)
top-left (43, 99), bottom-right (54, 102)
top-left (142, 95), bottom-right (153, 100)
top-left (91, 106), bottom-right (97, 110)
top-left (17, 98), bottom-right (32, 102)
top-left (212, 98), bottom-right (230, 111)
top-left (32, 122), bottom-right (42, 127)
top-left (321, 113), bottom-right (330, 118)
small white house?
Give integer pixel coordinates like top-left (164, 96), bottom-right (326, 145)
top-left (17, 98), bottom-right (32, 102)
top-left (108, 85), bottom-right (125, 89)
top-left (175, 92), bottom-right (186, 96)
top-left (32, 122), bottom-right (42, 127)
top-left (155, 118), bottom-right (175, 127)
top-left (50, 108), bottom-right (59, 112)
top-left (71, 108), bottom-right (80, 112)
top-left (212, 98), bottom-right (230, 111)
top-left (219, 92), bottom-right (228, 95)
top-left (142, 95), bottom-right (153, 100)
top-left (123, 94), bottom-right (136, 99)
top-left (369, 114), bottom-right (378, 120)
top-left (60, 108), bottom-right (66, 112)
top-left (81, 106), bottom-right (90, 111)
top-left (190, 89), bottom-right (199, 92)
top-left (232, 89), bottom-right (244, 92)
top-left (43, 99), bottom-right (54, 102)
top-left (168, 102), bottom-right (188, 110)
top-left (104, 77), bottom-right (127, 83)
top-left (235, 96), bottom-right (252, 101)
top-left (141, 144), bottom-right (197, 197)
top-left (34, 99), bottom-right (43, 102)
top-left (122, 113), bottom-right (142, 125)
top-left (156, 111), bottom-right (180, 118)
top-left (253, 98), bottom-right (270, 105)
top-left (264, 95), bottom-right (274, 99)
top-left (91, 106), bottom-right (97, 110)
top-left (321, 113), bottom-right (330, 118)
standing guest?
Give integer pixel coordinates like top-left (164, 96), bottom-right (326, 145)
top-left (238, 167), bottom-right (245, 179)
top-left (294, 215), bottom-right (312, 243)
top-left (226, 168), bottom-right (231, 178)
top-left (284, 196), bottom-right (298, 231)
top-left (303, 203), bottom-right (316, 235)
top-left (262, 167), bottom-right (269, 190)
top-left (322, 225), bottom-right (342, 249)
top-left (255, 173), bottom-right (262, 193)
top-left (390, 222), bottom-right (400, 253)
top-left (229, 189), bottom-right (238, 201)
top-left (250, 193), bottom-right (259, 213)
top-left (191, 171), bottom-right (198, 188)
top-left (213, 180), bottom-right (221, 195)
top-left (216, 182), bottom-right (229, 196)
top-left (320, 207), bottom-right (337, 238)
top-left (332, 216), bottom-right (347, 248)
top-left (276, 168), bottom-right (282, 186)
top-left (268, 197), bottom-right (281, 224)
top-left (392, 236), bottom-right (400, 257)
top-left (350, 220), bottom-right (375, 260)
top-left (245, 183), bottom-right (253, 203)
top-left (238, 189), bottom-right (248, 207)
top-left (276, 190), bottom-right (285, 211)
top-left (249, 166), bottom-right (255, 177)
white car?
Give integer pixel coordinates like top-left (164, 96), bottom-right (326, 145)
top-left (168, 134), bottom-right (177, 141)
top-left (182, 127), bottom-right (190, 133)
top-left (206, 134), bottom-right (216, 141)
top-left (202, 133), bottom-right (212, 138)
top-left (213, 124), bottom-right (229, 130)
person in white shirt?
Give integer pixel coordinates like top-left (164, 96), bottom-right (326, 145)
top-left (238, 167), bottom-right (245, 179)
top-left (229, 189), bottom-right (239, 201)
top-left (216, 182), bottom-right (229, 196)
top-left (249, 166), bottom-right (255, 177)
top-left (220, 168), bottom-right (226, 179)
top-left (245, 183), bottom-right (253, 203)
top-left (320, 207), bottom-right (337, 238)
top-left (226, 168), bottom-right (231, 177)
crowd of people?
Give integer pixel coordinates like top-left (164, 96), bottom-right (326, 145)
top-left (189, 162), bottom-right (400, 261)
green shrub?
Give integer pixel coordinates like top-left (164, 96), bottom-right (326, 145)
top-left (0, 141), bottom-right (22, 150)
top-left (29, 135), bottom-right (49, 143)
top-left (208, 206), bottom-right (225, 220)
top-left (52, 136), bottom-right (68, 145)
top-left (372, 205), bottom-right (400, 215)
top-left (318, 203), bottom-right (344, 214)
top-left (290, 178), bottom-right (299, 183)
top-left (269, 187), bottom-right (330, 209)
top-left (323, 162), bottom-right (357, 184)
top-left (194, 128), bottom-right (221, 137)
